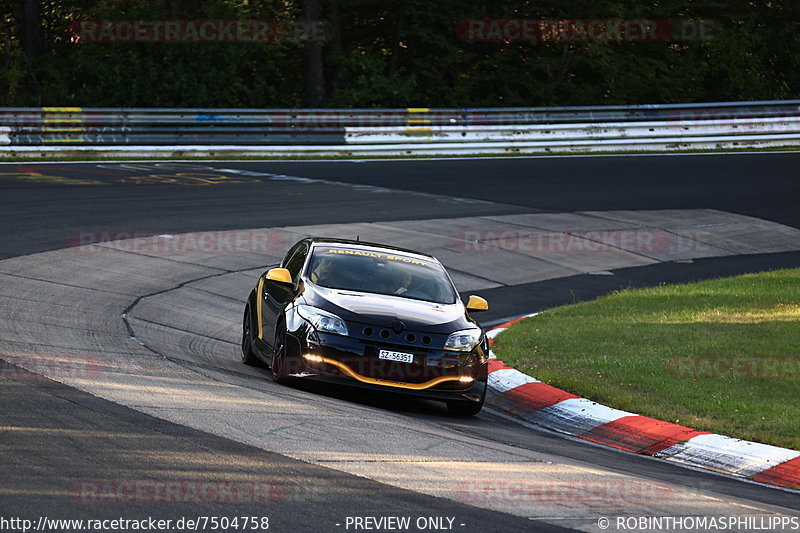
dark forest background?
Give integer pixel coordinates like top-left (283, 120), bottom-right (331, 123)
top-left (2, 0), bottom-right (799, 108)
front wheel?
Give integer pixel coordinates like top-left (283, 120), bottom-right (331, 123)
top-left (241, 306), bottom-right (259, 366)
top-left (446, 399), bottom-right (484, 416)
top-left (446, 378), bottom-right (486, 416)
top-left (271, 321), bottom-right (291, 383)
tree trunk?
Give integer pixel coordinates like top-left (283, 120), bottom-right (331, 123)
top-left (387, 13), bottom-right (404, 78)
top-left (300, 0), bottom-right (325, 107)
top-left (324, 0), bottom-right (343, 98)
top-left (19, 0), bottom-right (46, 58)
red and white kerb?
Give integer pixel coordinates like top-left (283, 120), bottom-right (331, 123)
top-left (485, 316), bottom-right (800, 489)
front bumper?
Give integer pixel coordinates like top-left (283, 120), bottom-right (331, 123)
top-left (286, 328), bottom-right (488, 402)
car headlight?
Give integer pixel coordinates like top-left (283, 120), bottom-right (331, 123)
top-left (444, 328), bottom-right (482, 352)
top-left (296, 305), bottom-right (348, 336)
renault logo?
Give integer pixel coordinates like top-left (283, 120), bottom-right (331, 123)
top-left (391, 320), bottom-right (406, 333)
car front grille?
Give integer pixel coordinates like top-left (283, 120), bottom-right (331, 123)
top-left (349, 321), bottom-right (446, 352)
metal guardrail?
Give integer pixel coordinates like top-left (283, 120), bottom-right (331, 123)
top-left (1, 101), bottom-right (799, 155)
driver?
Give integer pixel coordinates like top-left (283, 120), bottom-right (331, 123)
top-left (394, 270), bottom-right (413, 295)
top-left (310, 256), bottom-right (337, 285)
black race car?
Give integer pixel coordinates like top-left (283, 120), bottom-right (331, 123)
top-left (241, 238), bottom-right (491, 415)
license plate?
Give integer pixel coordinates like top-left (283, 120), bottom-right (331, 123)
top-left (378, 350), bottom-right (414, 364)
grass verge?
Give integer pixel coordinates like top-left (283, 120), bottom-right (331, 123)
top-left (492, 269), bottom-right (800, 450)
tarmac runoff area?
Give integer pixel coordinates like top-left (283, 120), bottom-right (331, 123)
top-left (1, 208), bottom-right (799, 531)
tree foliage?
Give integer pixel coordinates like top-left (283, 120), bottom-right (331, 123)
top-left (0, 0), bottom-right (797, 107)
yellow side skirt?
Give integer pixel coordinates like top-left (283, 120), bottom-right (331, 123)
top-left (256, 277), bottom-right (264, 339)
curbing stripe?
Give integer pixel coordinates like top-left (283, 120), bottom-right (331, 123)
top-left (484, 315), bottom-right (800, 490)
top-left (581, 415), bottom-right (708, 454)
top-left (533, 397), bottom-right (635, 434)
top-left (659, 434), bottom-right (800, 478)
top-left (750, 456), bottom-right (800, 488)
top-left (487, 368), bottom-right (540, 393)
top-left (489, 382), bottom-right (579, 416)
top-left (486, 328), bottom-right (506, 341)
top-left (487, 358), bottom-right (513, 372)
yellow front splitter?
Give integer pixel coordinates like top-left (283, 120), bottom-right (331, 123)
top-left (303, 354), bottom-right (473, 391)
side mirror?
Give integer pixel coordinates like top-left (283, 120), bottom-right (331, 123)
top-left (466, 295), bottom-right (488, 312)
top-left (266, 267), bottom-right (292, 284)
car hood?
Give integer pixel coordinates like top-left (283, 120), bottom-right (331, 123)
top-left (300, 283), bottom-right (475, 332)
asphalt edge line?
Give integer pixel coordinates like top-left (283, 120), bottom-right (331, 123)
top-left (484, 314), bottom-right (800, 491)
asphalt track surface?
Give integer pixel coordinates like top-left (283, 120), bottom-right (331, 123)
top-left (1, 153), bottom-right (799, 531)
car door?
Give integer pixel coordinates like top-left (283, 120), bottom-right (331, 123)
top-left (261, 242), bottom-right (308, 349)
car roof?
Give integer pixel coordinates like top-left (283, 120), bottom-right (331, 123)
top-left (303, 237), bottom-right (438, 262)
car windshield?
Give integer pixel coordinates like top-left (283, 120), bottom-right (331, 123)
top-left (307, 246), bottom-right (457, 304)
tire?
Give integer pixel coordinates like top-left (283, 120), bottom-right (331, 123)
top-left (241, 306), bottom-right (259, 366)
top-left (446, 378), bottom-right (486, 416)
top-left (271, 320), bottom-right (291, 383)
top-left (446, 399), bottom-right (484, 416)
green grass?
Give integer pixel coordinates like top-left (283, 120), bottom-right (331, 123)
top-left (493, 269), bottom-right (800, 450)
